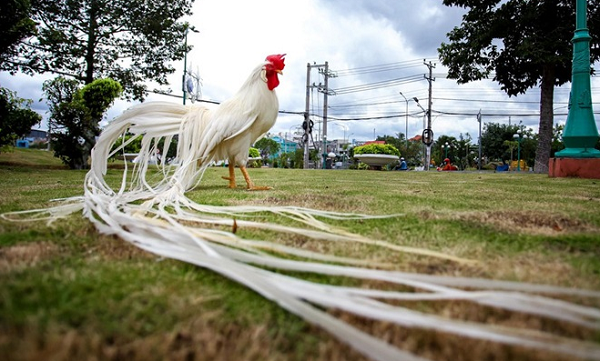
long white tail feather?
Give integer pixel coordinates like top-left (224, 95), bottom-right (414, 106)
top-left (3, 100), bottom-right (600, 361)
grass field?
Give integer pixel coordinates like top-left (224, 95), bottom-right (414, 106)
top-left (1, 148), bottom-right (599, 361)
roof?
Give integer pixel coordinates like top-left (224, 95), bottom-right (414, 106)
top-left (363, 141), bottom-right (385, 145)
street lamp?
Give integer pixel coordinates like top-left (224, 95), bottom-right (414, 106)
top-left (413, 97), bottom-right (426, 114)
top-left (513, 129), bottom-right (523, 171)
top-left (399, 92), bottom-right (408, 148)
top-left (442, 142), bottom-right (451, 159)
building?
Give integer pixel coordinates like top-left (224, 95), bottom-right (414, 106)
top-left (270, 135), bottom-right (298, 157)
top-left (16, 129), bottom-right (48, 148)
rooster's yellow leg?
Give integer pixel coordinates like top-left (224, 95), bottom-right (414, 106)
top-left (221, 163), bottom-right (237, 188)
top-left (240, 166), bottom-right (271, 191)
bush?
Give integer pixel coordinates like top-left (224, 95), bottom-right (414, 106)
top-left (248, 147), bottom-right (260, 158)
top-left (353, 143), bottom-right (400, 156)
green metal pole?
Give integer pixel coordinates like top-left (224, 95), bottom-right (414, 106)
top-left (555, 0), bottom-right (600, 158)
top-left (517, 138), bottom-right (521, 171)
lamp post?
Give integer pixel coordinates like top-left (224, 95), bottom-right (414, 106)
top-left (555, 0), bottom-right (600, 158)
top-left (399, 92), bottom-right (408, 149)
top-left (513, 129), bottom-right (523, 171)
top-left (443, 142), bottom-right (450, 159)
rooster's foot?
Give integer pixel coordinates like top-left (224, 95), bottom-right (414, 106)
top-left (246, 185), bottom-right (272, 191)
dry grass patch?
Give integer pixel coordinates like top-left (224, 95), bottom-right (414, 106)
top-left (454, 210), bottom-right (599, 236)
top-left (235, 192), bottom-right (375, 214)
top-left (0, 241), bottom-right (60, 273)
top-left (330, 310), bottom-right (583, 361)
top-left (84, 235), bottom-right (156, 262)
top-left (1, 314), bottom-right (365, 361)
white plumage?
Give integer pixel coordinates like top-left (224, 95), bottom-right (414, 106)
top-left (91, 54), bottom-right (285, 195)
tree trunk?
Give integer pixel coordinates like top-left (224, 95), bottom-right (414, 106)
top-left (534, 65), bottom-right (555, 173)
top-left (84, 1), bottom-right (98, 85)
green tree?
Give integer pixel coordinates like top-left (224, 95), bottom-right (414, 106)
top-left (438, 0), bottom-right (600, 173)
top-left (481, 123), bottom-right (518, 162)
top-left (376, 133), bottom-right (404, 152)
top-left (0, 0), bottom-right (36, 68)
top-left (454, 133), bottom-right (474, 170)
top-left (551, 124), bottom-right (566, 157)
top-left (480, 122), bottom-right (536, 167)
top-left (43, 77), bottom-right (122, 169)
top-left (434, 135), bottom-right (458, 164)
top-left (503, 139), bottom-right (519, 162)
top-left (10, 0), bottom-right (195, 100)
top-left (254, 137), bottom-right (281, 162)
top-left (0, 87), bottom-right (42, 149)
top-left (291, 148), bottom-right (304, 169)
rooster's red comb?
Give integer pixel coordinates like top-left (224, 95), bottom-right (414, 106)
top-left (266, 54), bottom-right (286, 71)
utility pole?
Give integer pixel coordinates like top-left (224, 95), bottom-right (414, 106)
top-left (399, 92), bottom-right (408, 149)
top-left (477, 110), bottom-right (482, 171)
top-left (423, 60), bottom-right (435, 170)
top-left (424, 60), bottom-right (435, 132)
top-left (182, 29), bottom-right (189, 105)
top-left (303, 63), bottom-right (311, 169)
top-left (320, 62), bottom-right (330, 145)
top-left (303, 62), bottom-right (336, 169)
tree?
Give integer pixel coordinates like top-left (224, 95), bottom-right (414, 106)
top-left (438, 0), bottom-right (600, 173)
top-left (9, 0), bottom-right (195, 100)
top-left (254, 137), bottom-right (281, 162)
top-left (376, 132), bottom-right (425, 165)
top-left (503, 139), bottom-right (519, 162)
top-left (480, 122), bottom-right (536, 166)
top-left (0, 0), bottom-right (36, 67)
top-left (551, 124), bottom-right (566, 157)
top-left (481, 123), bottom-right (518, 162)
top-left (376, 133), bottom-right (404, 152)
top-left (434, 135), bottom-right (458, 163)
top-left (0, 87), bottom-right (41, 149)
top-left (43, 77), bottom-right (122, 169)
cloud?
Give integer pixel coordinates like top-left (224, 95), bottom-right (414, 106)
top-left (1, 0), bottom-right (599, 144)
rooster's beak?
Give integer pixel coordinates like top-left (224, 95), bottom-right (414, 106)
top-left (276, 70), bottom-right (283, 75)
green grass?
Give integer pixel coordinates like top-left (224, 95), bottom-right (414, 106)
top-left (1, 147), bottom-right (599, 361)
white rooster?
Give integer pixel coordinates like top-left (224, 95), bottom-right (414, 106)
top-left (5, 54), bottom-right (600, 361)
top-left (195, 53), bottom-right (284, 190)
top-left (89, 53), bottom-right (286, 195)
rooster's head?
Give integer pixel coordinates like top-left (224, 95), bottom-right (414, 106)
top-left (264, 54), bottom-right (286, 90)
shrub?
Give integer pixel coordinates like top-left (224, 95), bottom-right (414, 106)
top-left (353, 143), bottom-right (400, 156)
top-left (248, 147), bottom-right (260, 158)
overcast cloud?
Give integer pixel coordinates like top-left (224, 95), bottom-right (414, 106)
top-left (1, 0), bottom-right (599, 143)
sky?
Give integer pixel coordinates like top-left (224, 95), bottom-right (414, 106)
top-left (1, 0), bottom-right (599, 144)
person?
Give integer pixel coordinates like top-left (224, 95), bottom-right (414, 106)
top-left (438, 158), bottom-right (458, 171)
top-left (398, 157), bottom-right (408, 171)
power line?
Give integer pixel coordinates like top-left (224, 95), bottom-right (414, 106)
top-left (331, 74), bottom-right (424, 95)
top-left (333, 59), bottom-right (427, 77)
